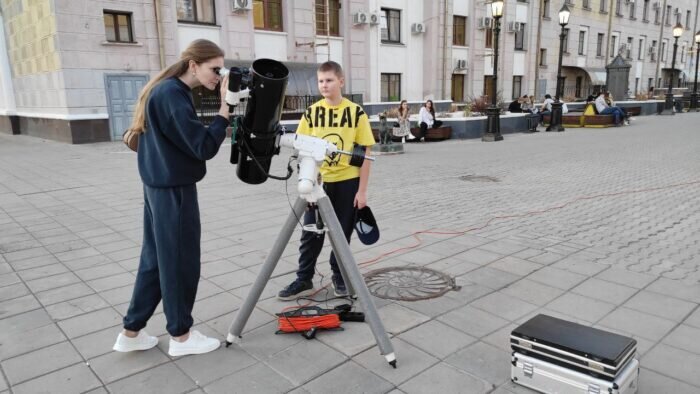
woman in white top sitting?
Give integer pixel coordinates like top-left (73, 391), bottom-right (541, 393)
top-left (417, 100), bottom-right (443, 142)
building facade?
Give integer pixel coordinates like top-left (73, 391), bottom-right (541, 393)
top-left (0, 0), bottom-right (698, 143)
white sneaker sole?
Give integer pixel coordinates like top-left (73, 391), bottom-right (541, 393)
top-left (168, 340), bottom-right (221, 357)
top-left (113, 337), bottom-right (158, 352)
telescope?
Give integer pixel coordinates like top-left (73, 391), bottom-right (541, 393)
top-left (219, 59), bottom-right (289, 185)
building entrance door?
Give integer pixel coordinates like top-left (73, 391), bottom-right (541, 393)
top-left (105, 74), bottom-right (148, 141)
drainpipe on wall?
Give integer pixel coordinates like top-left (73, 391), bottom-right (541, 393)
top-left (534, 0), bottom-right (544, 99)
top-left (605, 0), bottom-right (614, 84)
top-left (654, 0), bottom-right (668, 89)
top-left (442, 0), bottom-right (449, 100)
top-left (154, 0), bottom-right (166, 69)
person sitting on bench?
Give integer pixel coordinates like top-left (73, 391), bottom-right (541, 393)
top-left (595, 92), bottom-right (626, 126)
top-left (417, 100), bottom-right (443, 142)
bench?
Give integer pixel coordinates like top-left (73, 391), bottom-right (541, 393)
top-left (582, 103), bottom-right (616, 128)
top-left (373, 126), bottom-right (452, 142)
top-left (541, 113), bottom-right (585, 128)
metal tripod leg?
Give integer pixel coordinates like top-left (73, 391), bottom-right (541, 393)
top-left (226, 197), bottom-right (307, 344)
top-left (316, 196), bottom-right (397, 367)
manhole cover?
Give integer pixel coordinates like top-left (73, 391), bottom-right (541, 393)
top-left (459, 175), bottom-right (499, 182)
top-left (363, 267), bottom-right (459, 301)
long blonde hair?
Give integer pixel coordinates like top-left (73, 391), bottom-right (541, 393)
top-left (129, 39), bottom-right (224, 133)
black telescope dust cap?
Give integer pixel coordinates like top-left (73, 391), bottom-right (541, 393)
top-left (355, 206), bottom-right (379, 245)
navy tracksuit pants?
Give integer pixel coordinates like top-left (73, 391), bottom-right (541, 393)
top-left (123, 184), bottom-right (200, 337)
top-left (296, 178), bottom-right (359, 282)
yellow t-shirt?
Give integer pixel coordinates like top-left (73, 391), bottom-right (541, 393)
top-left (296, 98), bottom-right (375, 183)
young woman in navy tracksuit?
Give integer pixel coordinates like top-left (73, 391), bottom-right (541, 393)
top-left (112, 39), bottom-right (230, 357)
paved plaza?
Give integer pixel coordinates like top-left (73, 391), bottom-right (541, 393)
top-left (1, 113), bottom-right (700, 394)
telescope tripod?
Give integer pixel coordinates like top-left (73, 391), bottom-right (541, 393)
top-left (225, 191), bottom-right (397, 368)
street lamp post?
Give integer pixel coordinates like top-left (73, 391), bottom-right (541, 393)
top-left (547, 4), bottom-right (570, 132)
top-left (483, 0), bottom-right (504, 142)
top-left (690, 31), bottom-right (700, 111)
top-left (661, 23), bottom-right (684, 115)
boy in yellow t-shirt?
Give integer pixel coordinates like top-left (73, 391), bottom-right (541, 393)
top-left (278, 61), bottom-right (375, 300)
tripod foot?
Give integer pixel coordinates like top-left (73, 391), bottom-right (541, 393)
top-left (385, 352), bottom-right (397, 368)
top-left (226, 333), bottom-right (241, 347)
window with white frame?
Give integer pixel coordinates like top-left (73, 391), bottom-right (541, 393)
top-left (515, 23), bottom-right (526, 50)
top-left (381, 8), bottom-right (401, 43)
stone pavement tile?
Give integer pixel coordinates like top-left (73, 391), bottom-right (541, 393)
top-left (453, 248), bottom-right (505, 266)
top-left (63, 254), bottom-right (113, 271)
top-left (470, 291), bottom-right (539, 322)
top-left (7, 254), bottom-right (59, 271)
top-left (191, 291), bottom-right (242, 322)
top-left (487, 256), bottom-right (542, 277)
top-left (570, 277), bottom-right (638, 305)
top-left (262, 338), bottom-right (348, 386)
top-left (396, 294), bottom-right (465, 318)
top-left (493, 380), bottom-right (541, 394)
top-left (354, 338), bottom-right (439, 386)
top-left (84, 387), bottom-right (108, 394)
top-left (638, 368), bottom-right (700, 394)
top-left (550, 258), bottom-right (609, 276)
top-left (623, 290), bottom-right (697, 322)
top-left (392, 249), bottom-right (448, 266)
top-left (175, 345), bottom-right (257, 386)
top-left (35, 282), bottom-right (96, 306)
top-left (444, 341), bottom-right (511, 386)
top-left (0, 375), bottom-right (6, 391)
top-left (458, 267), bottom-right (521, 290)
top-left (205, 307), bottom-right (275, 337)
top-left (237, 321), bottom-right (305, 360)
top-left (398, 320), bottom-right (477, 359)
top-left (57, 307), bottom-right (122, 338)
top-left (661, 324), bottom-right (700, 355)
top-left (646, 278), bottom-right (700, 303)
top-left (377, 303), bottom-right (430, 335)
top-left (0, 319), bottom-right (67, 361)
top-left (74, 262), bottom-right (126, 282)
top-left (316, 321), bottom-right (379, 357)
top-left (481, 323), bottom-right (518, 353)
top-left (0, 294), bottom-right (41, 319)
top-left (436, 234), bottom-right (492, 249)
top-left (194, 279), bottom-right (225, 301)
top-left (438, 305), bottom-right (509, 338)
top-left (1, 341), bottom-right (83, 385)
top-left (16, 263), bottom-right (68, 281)
top-left (684, 307), bottom-right (700, 329)
top-left (89, 346), bottom-right (170, 384)
top-left (425, 256), bottom-right (480, 277)
top-left (511, 248), bottom-right (545, 260)
top-left (478, 240), bottom-right (529, 256)
top-left (642, 344), bottom-right (700, 388)
top-left (10, 363), bottom-right (101, 394)
top-left (203, 362), bottom-right (295, 394)
top-left (0, 262), bottom-right (10, 274)
top-left (207, 268), bottom-right (259, 291)
top-left (25, 272), bottom-right (80, 293)
top-left (200, 260), bottom-right (241, 279)
top-left (0, 282), bottom-right (30, 302)
top-left (72, 325), bottom-right (122, 360)
top-left (525, 266), bottom-right (587, 290)
top-left (500, 279), bottom-right (565, 306)
top-left (44, 294), bottom-right (111, 321)
top-left (106, 363), bottom-right (197, 394)
top-left (100, 284), bottom-right (134, 306)
top-left (546, 293), bottom-right (617, 323)
top-left (302, 360), bottom-right (394, 394)
top-left (2, 246), bottom-right (49, 264)
top-left (0, 273), bottom-right (20, 288)
top-left (527, 251), bottom-right (565, 265)
top-left (87, 272), bottom-right (135, 292)
top-left (598, 307), bottom-right (676, 342)
top-left (399, 362), bottom-right (493, 394)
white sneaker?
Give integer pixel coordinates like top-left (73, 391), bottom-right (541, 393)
top-left (168, 330), bottom-right (220, 357)
top-left (407, 133), bottom-right (416, 140)
top-left (113, 330), bottom-right (158, 352)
